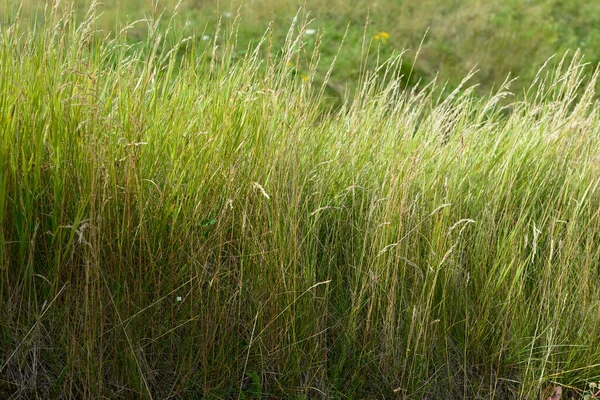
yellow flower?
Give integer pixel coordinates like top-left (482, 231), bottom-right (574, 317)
top-left (374, 31), bottom-right (390, 44)
top-left (301, 74), bottom-right (309, 82)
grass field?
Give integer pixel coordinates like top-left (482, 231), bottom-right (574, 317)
top-left (2, 1), bottom-right (600, 399)
top-left (4, 0), bottom-right (600, 98)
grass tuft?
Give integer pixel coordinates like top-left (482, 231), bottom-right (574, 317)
top-left (1, 2), bottom-right (600, 399)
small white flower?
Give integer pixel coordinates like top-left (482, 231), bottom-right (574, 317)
top-left (304, 29), bottom-right (316, 36)
top-left (223, 12), bottom-right (232, 17)
top-left (176, 296), bottom-right (182, 302)
top-left (292, 16), bottom-right (298, 23)
top-left (202, 35), bottom-right (210, 41)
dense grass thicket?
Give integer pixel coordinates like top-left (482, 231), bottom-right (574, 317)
top-left (2, 3), bottom-right (600, 399)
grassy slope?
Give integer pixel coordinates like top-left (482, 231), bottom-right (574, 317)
top-left (4, 0), bottom-right (600, 98)
top-left (1, 2), bottom-right (600, 399)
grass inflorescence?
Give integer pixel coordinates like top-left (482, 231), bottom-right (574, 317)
top-left (1, 2), bottom-right (600, 399)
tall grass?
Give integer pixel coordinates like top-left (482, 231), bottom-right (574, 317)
top-left (2, 2), bottom-right (600, 399)
top-left (8, 0), bottom-right (600, 99)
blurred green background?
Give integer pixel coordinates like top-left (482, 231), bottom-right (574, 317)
top-left (4, 0), bottom-right (600, 98)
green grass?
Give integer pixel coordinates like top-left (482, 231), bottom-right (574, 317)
top-left (2, 2), bottom-right (600, 399)
top-left (5, 0), bottom-right (600, 100)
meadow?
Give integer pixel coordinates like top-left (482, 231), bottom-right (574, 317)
top-left (2, 1), bottom-right (600, 399)
top-left (5, 0), bottom-right (600, 98)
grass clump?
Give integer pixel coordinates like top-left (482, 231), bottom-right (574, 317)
top-left (1, 2), bottom-right (600, 399)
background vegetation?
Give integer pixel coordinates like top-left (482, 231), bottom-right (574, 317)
top-left (2, 1), bottom-right (600, 399)
top-left (4, 0), bottom-right (600, 99)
